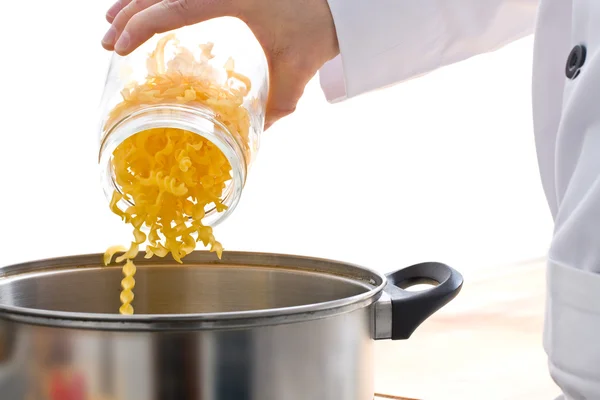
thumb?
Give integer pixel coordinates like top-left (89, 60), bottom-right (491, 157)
top-left (264, 68), bottom-right (308, 130)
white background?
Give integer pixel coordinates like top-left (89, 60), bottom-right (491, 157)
top-left (0, 1), bottom-right (552, 276)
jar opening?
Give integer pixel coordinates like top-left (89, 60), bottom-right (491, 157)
top-left (98, 104), bottom-right (247, 227)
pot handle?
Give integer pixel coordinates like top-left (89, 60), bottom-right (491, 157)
top-left (375, 262), bottom-right (463, 340)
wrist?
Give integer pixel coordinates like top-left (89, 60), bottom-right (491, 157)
top-left (315, 0), bottom-right (340, 64)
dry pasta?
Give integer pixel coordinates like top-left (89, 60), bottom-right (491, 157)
top-left (103, 34), bottom-right (252, 315)
top-left (119, 260), bottom-right (136, 315)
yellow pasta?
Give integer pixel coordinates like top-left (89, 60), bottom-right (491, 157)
top-left (103, 245), bottom-right (127, 266)
top-left (103, 34), bottom-right (252, 315)
top-left (119, 260), bottom-right (136, 315)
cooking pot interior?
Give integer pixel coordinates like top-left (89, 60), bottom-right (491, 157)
top-left (0, 264), bottom-right (373, 314)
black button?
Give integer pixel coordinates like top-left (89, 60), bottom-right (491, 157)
top-left (566, 44), bottom-right (586, 80)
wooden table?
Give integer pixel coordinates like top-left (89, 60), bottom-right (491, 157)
top-left (373, 258), bottom-right (559, 400)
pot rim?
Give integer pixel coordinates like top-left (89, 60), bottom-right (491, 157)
top-left (0, 251), bottom-right (387, 331)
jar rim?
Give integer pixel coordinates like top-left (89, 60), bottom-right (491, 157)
top-left (98, 103), bottom-right (247, 228)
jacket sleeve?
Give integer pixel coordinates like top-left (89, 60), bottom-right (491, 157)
top-left (320, 0), bottom-right (539, 103)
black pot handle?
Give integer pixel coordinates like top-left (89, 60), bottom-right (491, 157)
top-left (384, 262), bottom-right (463, 340)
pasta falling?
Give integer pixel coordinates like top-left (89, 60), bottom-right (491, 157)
top-left (103, 34), bottom-right (252, 315)
top-left (119, 260), bottom-right (136, 315)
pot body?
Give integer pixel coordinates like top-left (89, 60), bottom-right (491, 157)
top-left (0, 251), bottom-right (463, 400)
top-left (1, 307), bottom-right (375, 400)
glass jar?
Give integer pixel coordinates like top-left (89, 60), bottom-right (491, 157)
top-left (97, 17), bottom-right (268, 227)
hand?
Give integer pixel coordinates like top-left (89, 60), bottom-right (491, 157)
top-left (101, 0), bottom-right (340, 129)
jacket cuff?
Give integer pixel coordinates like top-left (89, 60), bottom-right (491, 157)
top-left (319, 0), bottom-right (443, 103)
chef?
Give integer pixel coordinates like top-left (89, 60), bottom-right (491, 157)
top-left (100, 0), bottom-right (598, 398)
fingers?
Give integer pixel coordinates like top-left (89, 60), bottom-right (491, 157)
top-left (106, 0), bottom-right (130, 23)
top-left (104, 0), bottom-right (234, 56)
top-left (102, 0), bottom-right (162, 51)
top-left (112, 1), bottom-right (188, 55)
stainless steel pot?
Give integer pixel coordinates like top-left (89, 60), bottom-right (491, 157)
top-left (0, 251), bottom-right (462, 400)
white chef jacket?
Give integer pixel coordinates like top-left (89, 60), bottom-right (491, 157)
top-left (319, 1), bottom-right (600, 399)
